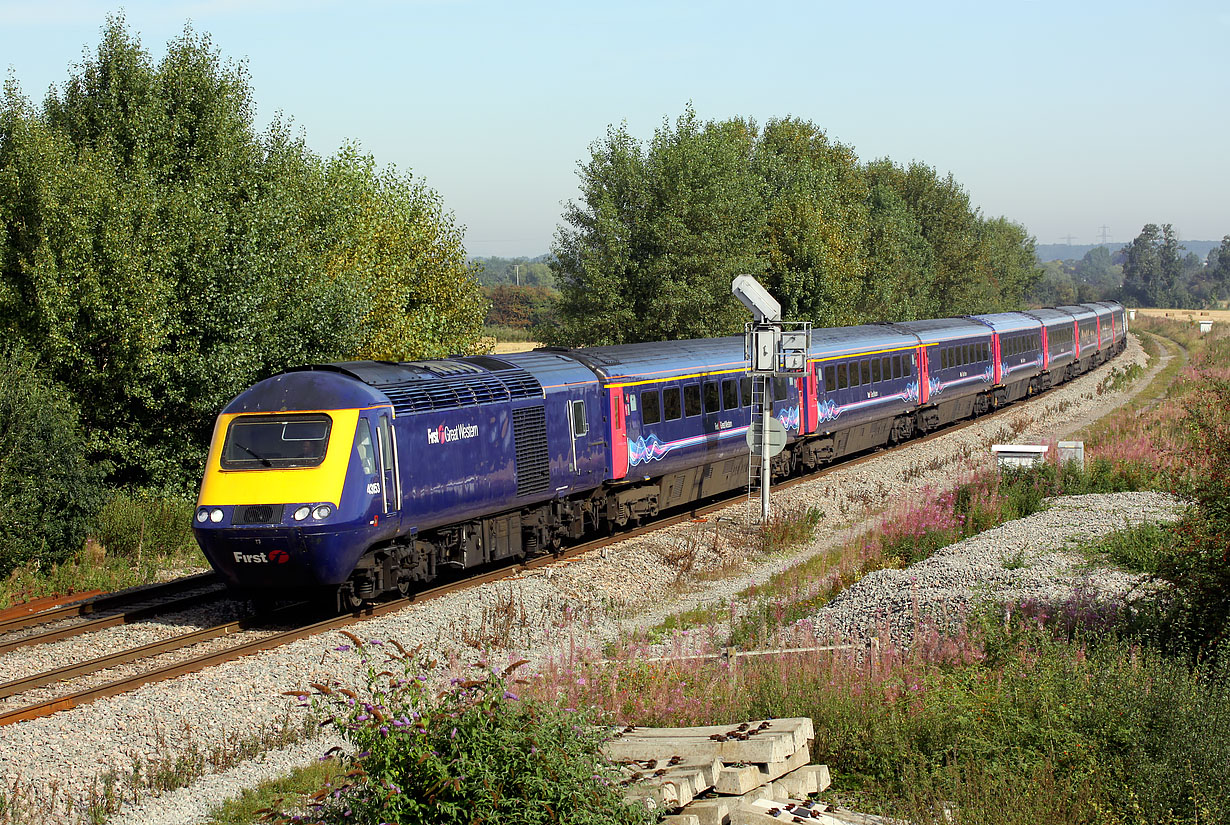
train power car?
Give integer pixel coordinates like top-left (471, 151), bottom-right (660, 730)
top-left (193, 302), bottom-right (1128, 609)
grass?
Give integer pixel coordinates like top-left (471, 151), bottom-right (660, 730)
top-left (1080, 522), bottom-right (1178, 576)
top-left (0, 491), bottom-right (207, 609)
top-left (204, 760), bottom-right (345, 825)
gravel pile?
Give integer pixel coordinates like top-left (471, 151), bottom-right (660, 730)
top-left (0, 336), bottom-right (1161, 824)
top-left (803, 492), bottom-right (1184, 645)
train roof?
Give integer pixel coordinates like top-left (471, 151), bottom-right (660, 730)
top-left (277, 358), bottom-right (546, 415)
top-left (889, 316), bottom-right (991, 343)
top-left (969, 312), bottom-right (1040, 333)
top-left (1055, 305), bottom-right (1097, 321)
top-left (223, 369), bottom-right (389, 415)
top-left (1023, 308), bottom-right (1077, 327)
top-left (1079, 302), bottom-right (1113, 318)
top-left (539, 337), bottom-right (748, 385)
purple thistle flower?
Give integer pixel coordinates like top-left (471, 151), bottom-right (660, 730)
top-left (334, 645), bottom-right (351, 652)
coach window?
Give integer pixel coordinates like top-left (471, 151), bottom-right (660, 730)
top-left (571, 400), bottom-right (589, 436)
top-left (722, 379), bottom-right (739, 410)
top-left (963, 344), bottom-right (970, 365)
top-left (880, 356), bottom-right (891, 381)
top-left (704, 381), bottom-right (720, 414)
top-left (740, 378), bottom-right (753, 406)
top-left (684, 384), bottom-right (702, 417)
top-left (773, 377), bottom-right (789, 401)
top-left (871, 358), bottom-right (881, 383)
top-left (663, 387), bottom-right (682, 421)
top-left (641, 391), bottom-right (661, 426)
top-left (824, 365), bottom-right (836, 391)
top-left (837, 363), bottom-right (848, 389)
top-left (941, 348), bottom-right (949, 370)
top-left (891, 355), bottom-right (901, 379)
top-left (850, 362), bottom-right (862, 387)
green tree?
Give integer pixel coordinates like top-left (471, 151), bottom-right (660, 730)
top-left (753, 118), bottom-right (867, 326)
top-left (1122, 224), bottom-right (1162, 306)
top-left (552, 106), bottom-right (1039, 344)
top-left (553, 108), bottom-right (764, 345)
top-left (1212, 236), bottom-right (1230, 300)
top-left (863, 161), bottom-right (937, 321)
top-left (0, 347), bottom-right (104, 576)
top-left (0, 17), bottom-right (484, 489)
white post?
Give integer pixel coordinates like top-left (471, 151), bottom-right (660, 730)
top-left (761, 384), bottom-right (772, 522)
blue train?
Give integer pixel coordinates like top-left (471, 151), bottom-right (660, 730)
top-left (192, 302), bottom-right (1128, 609)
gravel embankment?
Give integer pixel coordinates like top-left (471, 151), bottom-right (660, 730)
top-left (0, 336), bottom-right (1158, 824)
top-left (805, 492), bottom-right (1184, 645)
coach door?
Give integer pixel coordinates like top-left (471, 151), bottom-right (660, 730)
top-left (374, 411), bottom-right (401, 519)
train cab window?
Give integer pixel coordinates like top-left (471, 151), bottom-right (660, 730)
top-left (704, 381), bottom-right (720, 413)
top-left (871, 358), bottom-right (881, 383)
top-left (824, 365), bottom-right (836, 391)
top-left (663, 387), bottom-right (682, 421)
top-left (571, 400), bottom-right (588, 436)
top-left (221, 413), bottom-right (332, 470)
top-left (722, 379), bottom-right (739, 410)
top-left (355, 419), bottom-right (376, 475)
top-left (773, 377), bottom-right (789, 401)
top-left (684, 384), bottom-right (702, 417)
top-left (837, 363), bottom-right (848, 389)
top-left (641, 391), bottom-right (661, 425)
top-left (860, 360), bottom-right (871, 385)
top-left (740, 378), bottom-right (753, 406)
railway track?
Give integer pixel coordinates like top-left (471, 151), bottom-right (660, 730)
top-left (0, 356), bottom-right (1124, 727)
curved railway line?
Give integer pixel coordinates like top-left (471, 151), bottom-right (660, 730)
top-left (0, 353), bottom-right (1145, 728)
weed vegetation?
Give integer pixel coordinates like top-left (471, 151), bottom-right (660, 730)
top-left (520, 322), bottom-right (1230, 825)
top-left (272, 635), bottom-right (653, 825)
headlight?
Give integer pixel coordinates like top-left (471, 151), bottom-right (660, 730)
top-left (209, 508), bottom-right (224, 523)
top-left (312, 504), bottom-right (332, 520)
top-left (293, 505), bottom-right (311, 521)
top-left (196, 509), bottom-right (209, 523)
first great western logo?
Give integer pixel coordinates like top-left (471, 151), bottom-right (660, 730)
top-left (426, 421), bottom-right (479, 445)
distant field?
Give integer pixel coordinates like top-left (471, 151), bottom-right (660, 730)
top-left (1132, 307), bottom-right (1230, 323)
top-left (491, 341), bottom-right (542, 354)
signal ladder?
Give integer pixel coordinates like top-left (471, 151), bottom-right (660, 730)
top-left (746, 374), bottom-right (768, 508)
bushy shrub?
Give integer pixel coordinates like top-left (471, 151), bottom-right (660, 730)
top-left (289, 637), bottom-right (653, 825)
top-left (92, 491), bottom-right (199, 562)
top-left (0, 347), bottom-right (105, 576)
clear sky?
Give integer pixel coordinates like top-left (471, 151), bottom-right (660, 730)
top-left (2, 0), bottom-right (1227, 257)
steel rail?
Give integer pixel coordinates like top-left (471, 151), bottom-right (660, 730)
top-left (0, 603), bottom-right (309, 699)
top-left (0, 572), bottom-right (221, 636)
top-left (0, 587), bottom-right (228, 655)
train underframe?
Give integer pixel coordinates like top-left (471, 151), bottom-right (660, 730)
top-left (336, 338), bottom-right (1129, 611)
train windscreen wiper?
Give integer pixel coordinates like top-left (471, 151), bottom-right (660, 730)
top-left (235, 443), bottom-right (273, 467)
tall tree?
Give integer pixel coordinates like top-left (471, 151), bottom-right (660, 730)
top-left (553, 108), bottom-right (764, 345)
top-left (1121, 224), bottom-right (1162, 306)
top-left (552, 107), bottom-right (1039, 344)
top-left (0, 17), bottom-right (485, 489)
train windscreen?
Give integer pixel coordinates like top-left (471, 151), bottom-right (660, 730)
top-left (221, 414), bottom-right (332, 469)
